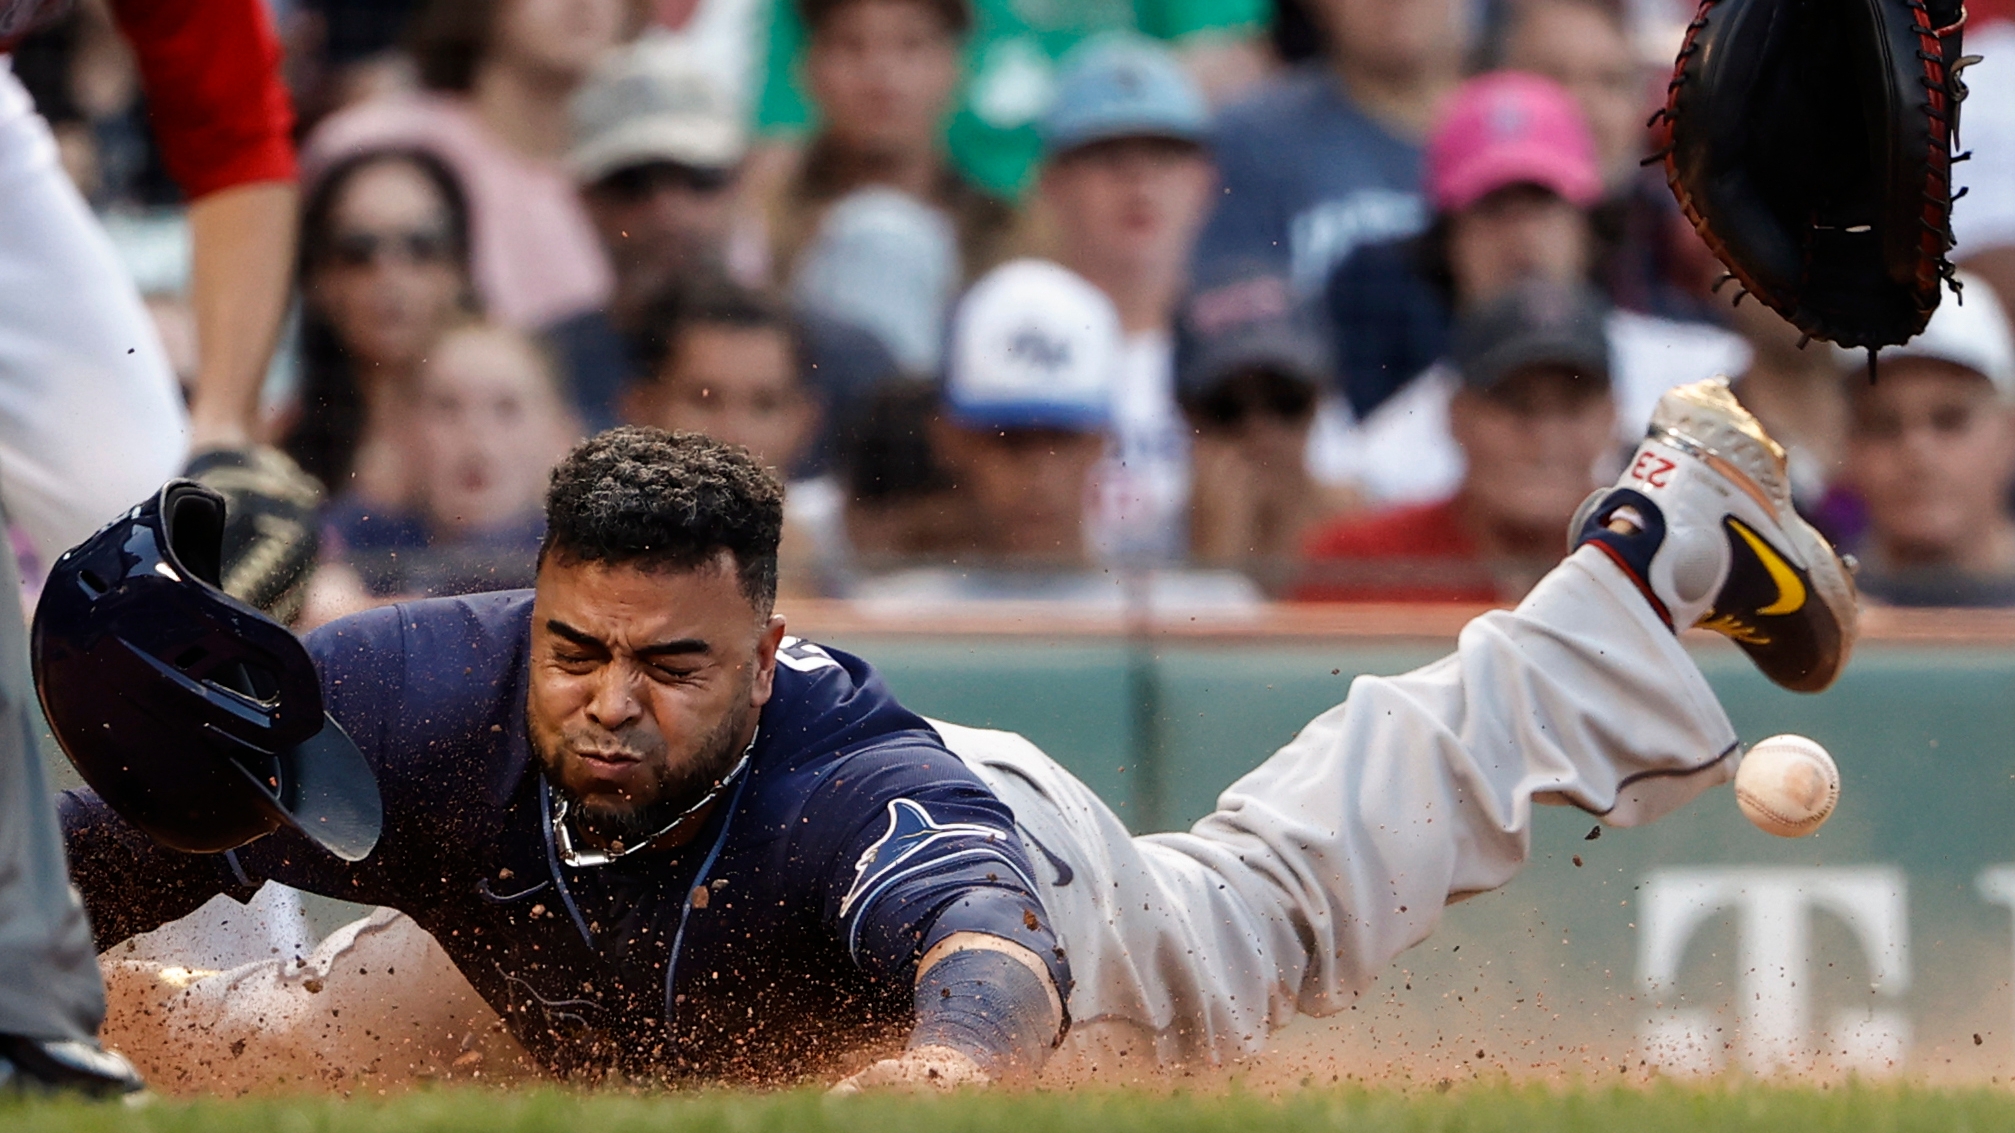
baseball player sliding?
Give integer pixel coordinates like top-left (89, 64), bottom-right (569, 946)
top-left (48, 377), bottom-right (1853, 1089)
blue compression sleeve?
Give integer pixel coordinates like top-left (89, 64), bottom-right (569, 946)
top-left (908, 946), bottom-right (1061, 1079)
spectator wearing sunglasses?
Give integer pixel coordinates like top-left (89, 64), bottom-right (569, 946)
top-left (284, 148), bottom-right (477, 508)
top-left (301, 0), bottom-right (625, 328)
top-left (1177, 272), bottom-right (1360, 588)
top-left (1295, 281), bottom-right (1615, 604)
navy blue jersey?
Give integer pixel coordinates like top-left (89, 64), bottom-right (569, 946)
top-left (61, 592), bottom-right (1069, 1082)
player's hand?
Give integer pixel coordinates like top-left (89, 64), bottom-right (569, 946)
top-left (828, 1045), bottom-right (991, 1095)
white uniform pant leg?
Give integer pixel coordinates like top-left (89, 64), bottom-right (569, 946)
top-left (1152, 545), bottom-right (1739, 1049)
top-left (944, 546), bottom-right (1739, 1071)
top-left (0, 61), bottom-right (185, 573)
top-left (937, 720), bottom-right (1292, 1070)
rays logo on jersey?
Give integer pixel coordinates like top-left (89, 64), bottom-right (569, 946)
top-left (838, 799), bottom-right (1034, 922)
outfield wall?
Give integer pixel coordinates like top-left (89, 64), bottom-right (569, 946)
top-left (800, 603), bottom-right (2015, 1082)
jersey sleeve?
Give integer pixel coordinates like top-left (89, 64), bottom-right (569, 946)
top-left (801, 742), bottom-right (1070, 997)
top-left (109, 0), bottom-right (297, 199)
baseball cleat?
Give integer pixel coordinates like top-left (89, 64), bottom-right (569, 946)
top-left (0, 1036), bottom-right (146, 1099)
top-left (1570, 377), bottom-right (1858, 692)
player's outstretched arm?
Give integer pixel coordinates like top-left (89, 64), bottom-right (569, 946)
top-left (831, 932), bottom-right (1063, 1094)
top-left (800, 722), bottom-right (1073, 1091)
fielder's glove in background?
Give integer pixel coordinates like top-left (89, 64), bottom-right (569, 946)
top-left (1650, 0), bottom-right (1976, 352)
top-left (183, 446), bottom-right (322, 623)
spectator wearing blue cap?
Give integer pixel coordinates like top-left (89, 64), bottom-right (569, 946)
top-left (1035, 34), bottom-right (1217, 567)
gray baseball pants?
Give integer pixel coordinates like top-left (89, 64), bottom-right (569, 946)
top-left (0, 56), bottom-right (186, 1045)
top-left (0, 536), bottom-right (105, 1043)
top-left (948, 545), bottom-right (1742, 1068)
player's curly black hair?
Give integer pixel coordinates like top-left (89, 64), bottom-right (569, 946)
top-left (541, 428), bottom-right (784, 613)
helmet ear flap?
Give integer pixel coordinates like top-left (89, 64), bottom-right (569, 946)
top-left (160, 482), bottom-right (227, 589)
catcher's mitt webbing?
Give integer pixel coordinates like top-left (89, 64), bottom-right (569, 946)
top-left (183, 446), bottom-right (324, 624)
top-left (1650, 0), bottom-right (1977, 352)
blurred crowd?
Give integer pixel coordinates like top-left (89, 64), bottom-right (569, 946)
top-left (24, 0), bottom-right (2015, 613)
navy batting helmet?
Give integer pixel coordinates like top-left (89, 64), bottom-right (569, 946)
top-left (30, 481), bottom-right (381, 861)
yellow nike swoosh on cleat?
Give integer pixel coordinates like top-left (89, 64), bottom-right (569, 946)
top-left (1728, 518), bottom-right (1806, 616)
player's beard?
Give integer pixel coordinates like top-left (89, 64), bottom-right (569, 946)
top-left (536, 687), bottom-right (755, 854)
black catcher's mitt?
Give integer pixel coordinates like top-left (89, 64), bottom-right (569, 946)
top-left (1650, 0), bottom-right (1976, 351)
top-left (183, 446), bottom-right (324, 623)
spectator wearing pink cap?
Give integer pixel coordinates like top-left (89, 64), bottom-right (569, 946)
top-left (1311, 71), bottom-right (1745, 510)
top-left (849, 259), bottom-right (1259, 612)
top-left (1492, 0), bottom-right (1722, 326)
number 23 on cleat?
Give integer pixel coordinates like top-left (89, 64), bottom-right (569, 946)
top-left (1630, 452), bottom-right (1675, 488)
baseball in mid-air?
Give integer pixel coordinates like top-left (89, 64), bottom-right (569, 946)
top-left (1734, 734), bottom-right (1839, 838)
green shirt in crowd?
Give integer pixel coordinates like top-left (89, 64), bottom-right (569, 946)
top-left (755, 0), bottom-right (1264, 197)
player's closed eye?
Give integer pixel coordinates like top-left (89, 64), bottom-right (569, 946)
top-left (329, 228), bottom-right (454, 268)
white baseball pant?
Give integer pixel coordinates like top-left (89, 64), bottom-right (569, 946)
top-left (947, 545), bottom-right (1740, 1068)
top-left (0, 59), bottom-right (186, 573)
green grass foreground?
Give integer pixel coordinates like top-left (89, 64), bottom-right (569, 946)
top-left (6, 1083), bottom-right (2015, 1133)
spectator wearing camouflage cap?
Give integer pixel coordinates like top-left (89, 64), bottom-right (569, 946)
top-left (1296, 280), bottom-right (1616, 603)
top-left (546, 36), bottom-right (752, 429)
top-left (548, 35), bottom-right (898, 463)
